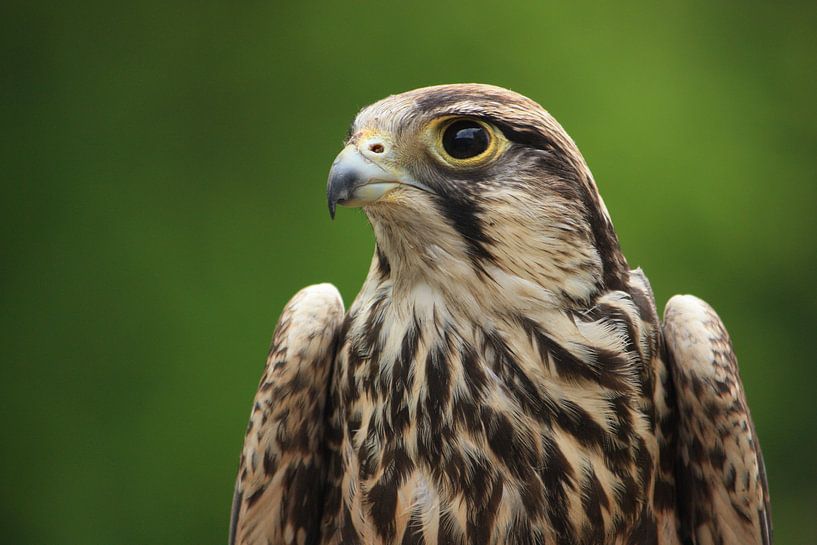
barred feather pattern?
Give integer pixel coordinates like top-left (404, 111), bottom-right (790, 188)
top-left (318, 261), bottom-right (676, 545)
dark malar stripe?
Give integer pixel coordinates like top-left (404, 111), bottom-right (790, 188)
top-left (434, 190), bottom-right (494, 267)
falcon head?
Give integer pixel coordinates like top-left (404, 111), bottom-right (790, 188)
top-left (327, 84), bottom-right (628, 303)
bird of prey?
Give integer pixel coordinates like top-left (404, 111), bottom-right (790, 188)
top-left (229, 84), bottom-right (771, 545)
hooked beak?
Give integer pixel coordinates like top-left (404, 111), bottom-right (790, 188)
top-left (326, 146), bottom-right (430, 218)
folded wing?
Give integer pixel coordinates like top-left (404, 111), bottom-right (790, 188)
top-left (663, 295), bottom-right (772, 545)
top-left (230, 284), bottom-right (345, 545)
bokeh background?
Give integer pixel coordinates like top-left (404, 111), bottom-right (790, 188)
top-left (2, 1), bottom-right (815, 543)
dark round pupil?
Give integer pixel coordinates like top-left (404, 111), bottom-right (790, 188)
top-left (442, 120), bottom-right (489, 159)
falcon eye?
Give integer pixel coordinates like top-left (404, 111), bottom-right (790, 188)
top-left (441, 120), bottom-right (491, 160)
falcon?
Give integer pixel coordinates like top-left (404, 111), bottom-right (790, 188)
top-left (229, 84), bottom-right (772, 545)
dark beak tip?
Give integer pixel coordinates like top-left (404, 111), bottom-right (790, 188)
top-left (327, 165), bottom-right (356, 221)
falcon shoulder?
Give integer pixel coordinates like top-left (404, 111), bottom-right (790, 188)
top-left (230, 283), bottom-right (345, 545)
top-left (663, 294), bottom-right (772, 545)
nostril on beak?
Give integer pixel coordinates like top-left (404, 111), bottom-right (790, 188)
top-left (368, 142), bottom-right (385, 154)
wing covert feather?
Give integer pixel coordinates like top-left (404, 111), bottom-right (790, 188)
top-left (663, 295), bottom-right (772, 545)
top-left (230, 283), bottom-right (345, 545)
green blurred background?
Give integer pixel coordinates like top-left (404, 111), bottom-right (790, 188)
top-left (2, 1), bottom-right (815, 543)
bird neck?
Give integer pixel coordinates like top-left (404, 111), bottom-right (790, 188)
top-left (366, 213), bottom-right (608, 315)
top-left (361, 250), bottom-right (594, 326)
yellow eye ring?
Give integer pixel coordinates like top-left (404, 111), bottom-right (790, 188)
top-left (430, 117), bottom-right (503, 167)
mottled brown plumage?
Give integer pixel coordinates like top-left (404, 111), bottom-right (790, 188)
top-left (230, 84), bottom-right (771, 545)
